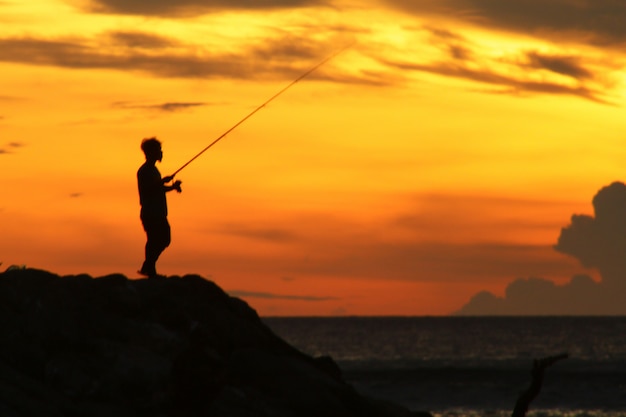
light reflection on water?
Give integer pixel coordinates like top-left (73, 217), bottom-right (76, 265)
top-left (265, 316), bottom-right (626, 368)
top-left (433, 411), bottom-right (626, 417)
top-left (264, 317), bottom-right (626, 413)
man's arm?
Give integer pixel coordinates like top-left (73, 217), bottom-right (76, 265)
top-left (163, 177), bottom-right (182, 193)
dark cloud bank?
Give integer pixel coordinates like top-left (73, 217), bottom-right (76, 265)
top-left (84, 0), bottom-right (326, 16)
top-left (456, 182), bottom-right (626, 315)
top-left (0, 32), bottom-right (366, 85)
top-left (370, 2), bottom-right (625, 105)
top-left (385, 0), bottom-right (626, 46)
top-left (381, 25), bottom-right (614, 105)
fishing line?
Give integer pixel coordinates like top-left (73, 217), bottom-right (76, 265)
top-left (170, 44), bottom-right (352, 177)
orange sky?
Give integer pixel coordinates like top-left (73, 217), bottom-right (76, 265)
top-left (1, 0), bottom-right (625, 315)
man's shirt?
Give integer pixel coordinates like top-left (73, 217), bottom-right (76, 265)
top-left (137, 162), bottom-right (168, 217)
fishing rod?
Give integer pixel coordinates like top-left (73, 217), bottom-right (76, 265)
top-left (170, 44), bottom-right (352, 177)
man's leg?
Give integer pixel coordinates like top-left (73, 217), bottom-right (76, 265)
top-left (141, 216), bottom-right (171, 277)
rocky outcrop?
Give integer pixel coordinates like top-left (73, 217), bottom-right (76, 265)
top-left (0, 268), bottom-right (419, 416)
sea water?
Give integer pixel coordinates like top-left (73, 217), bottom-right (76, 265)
top-left (263, 317), bottom-right (626, 417)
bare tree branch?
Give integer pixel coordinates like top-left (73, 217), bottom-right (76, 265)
top-left (512, 353), bottom-right (568, 417)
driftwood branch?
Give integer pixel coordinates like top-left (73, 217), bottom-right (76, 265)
top-left (512, 353), bottom-right (568, 417)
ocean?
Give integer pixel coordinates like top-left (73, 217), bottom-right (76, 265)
top-left (262, 316), bottom-right (626, 417)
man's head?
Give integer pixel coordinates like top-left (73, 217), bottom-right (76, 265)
top-left (141, 137), bottom-right (163, 162)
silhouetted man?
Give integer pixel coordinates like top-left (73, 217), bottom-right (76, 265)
top-left (137, 137), bottom-right (182, 278)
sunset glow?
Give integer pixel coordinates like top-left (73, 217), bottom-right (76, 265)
top-left (2, 0), bottom-right (625, 315)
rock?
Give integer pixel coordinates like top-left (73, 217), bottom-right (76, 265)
top-left (0, 268), bottom-right (424, 417)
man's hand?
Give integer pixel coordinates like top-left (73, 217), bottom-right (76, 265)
top-left (162, 175), bottom-right (175, 183)
top-left (173, 180), bottom-right (182, 193)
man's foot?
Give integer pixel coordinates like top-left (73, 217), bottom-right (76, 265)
top-left (138, 268), bottom-right (152, 277)
top-left (138, 268), bottom-right (165, 279)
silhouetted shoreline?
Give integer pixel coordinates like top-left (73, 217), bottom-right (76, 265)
top-left (0, 267), bottom-right (423, 417)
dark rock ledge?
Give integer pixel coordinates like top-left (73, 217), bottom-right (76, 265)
top-left (0, 268), bottom-right (428, 417)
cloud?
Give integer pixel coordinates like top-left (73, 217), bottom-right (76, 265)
top-left (206, 193), bottom-right (580, 285)
top-left (107, 31), bottom-right (177, 49)
top-left (525, 51), bottom-right (594, 80)
top-left (113, 101), bottom-right (209, 112)
top-left (84, 0), bottom-right (327, 16)
top-left (395, 60), bottom-right (607, 103)
top-left (383, 0), bottom-right (626, 47)
top-left (0, 36), bottom-right (247, 78)
top-left (456, 182), bottom-right (626, 315)
top-left (555, 182), bottom-right (626, 287)
top-left (0, 33), bottom-right (367, 83)
top-left (228, 290), bottom-right (337, 301)
top-left (0, 141), bottom-right (24, 155)
top-left (294, 241), bottom-right (575, 284)
top-left (378, 26), bottom-right (612, 104)
top-left (456, 274), bottom-right (604, 315)
top-left (422, 25), bottom-right (475, 62)
top-left (217, 224), bottom-right (299, 243)
top-left (0, 95), bottom-right (21, 102)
